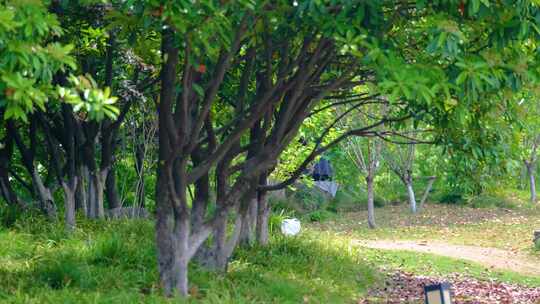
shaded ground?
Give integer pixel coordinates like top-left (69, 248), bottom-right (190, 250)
top-left (357, 240), bottom-right (540, 277)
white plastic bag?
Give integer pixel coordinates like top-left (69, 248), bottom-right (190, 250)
top-left (281, 218), bottom-right (301, 236)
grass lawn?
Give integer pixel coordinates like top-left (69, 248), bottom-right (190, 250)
top-left (0, 216), bottom-right (377, 303)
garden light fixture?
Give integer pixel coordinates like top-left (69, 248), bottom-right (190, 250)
top-left (424, 282), bottom-right (452, 304)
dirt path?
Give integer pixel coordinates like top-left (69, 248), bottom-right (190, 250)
top-left (356, 239), bottom-right (540, 276)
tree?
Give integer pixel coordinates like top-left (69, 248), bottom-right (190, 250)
top-left (382, 139), bottom-right (435, 213)
top-left (516, 91), bottom-right (540, 203)
top-left (0, 1), bottom-right (75, 217)
top-left (338, 101), bottom-right (386, 228)
top-left (145, 0), bottom-right (540, 296)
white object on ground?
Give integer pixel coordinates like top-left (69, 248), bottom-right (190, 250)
top-left (281, 218), bottom-right (301, 236)
top-left (314, 181), bottom-right (339, 197)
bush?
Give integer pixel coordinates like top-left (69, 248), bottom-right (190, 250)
top-left (270, 197), bottom-right (299, 215)
top-left (306, 210), bottom-right (334, 222)
top-left (468, 194), bottom-right (517, 209)
top-left (436, 192), bottom-right (464, 205)
top-left (288, 183), bottom-right (331, 212)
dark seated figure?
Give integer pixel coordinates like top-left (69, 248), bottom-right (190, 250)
top-left (312, 158), bottom-right (333, 181)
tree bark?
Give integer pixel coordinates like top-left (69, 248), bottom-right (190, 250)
top-left (155, 169), bottom-right (177, 296)
top-left (135, 143), bottom-right (145, 208)
top-left (418, 176), bottom-right (436, 210)
top-left (62, 178), bottom-right (78, 231)
top-left (0, 158), bottom-right (25, 208)
top-left (31, 168), bottom-right (57, 219)
top-left (0, 134), bottom-right (25, 208)
top-left (239, 193), bottom-right (258, 246)
top-left (191, 173), bottom-right (209, 231)
top-left (256, 174), bottom-right (270, 245)
top-left (105, 168), bottom-right (121, 209)
top-left (173, 212), bottom-right (190, 297)
top-left (0, 169), bottom-right (15, 205)
top-left (214, 211), bottom-right (243, 271)
top-left (75, 165), bottom-right (88, 217)
top-left (8, 119), bottom-right (56, 218)
top-left (405, 179), bottom-right (417, 213)
top-left (527, 163), bottom-right (537, 203)
top-left (155, 28), bottom-right (193, 297)
top-left (366, 174), bottom-right (376, 229)
top-left (87, 170), bottom-right (106, 219)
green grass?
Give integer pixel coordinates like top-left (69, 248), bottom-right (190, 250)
top-left (2, 196), bottom-right (540, 303)
top-left (0, 214), bottom-right (378, 303)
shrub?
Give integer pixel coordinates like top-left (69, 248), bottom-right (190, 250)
top-left (288, 183), bottom-right (331, 211)
top-left (306, 210), bottom-right (334, 222)
top-left (270, 197), bottom-right (299, 215)
top-left (437, 192), bottom-right (464, 205)
top-left (468, 194), bottom-right (517, 209)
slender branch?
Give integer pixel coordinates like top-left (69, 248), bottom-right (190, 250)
top-left (187, 16), bottom-right (249, 153)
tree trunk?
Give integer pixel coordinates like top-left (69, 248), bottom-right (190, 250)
top-left (195, 207), bottom-right (243, 272)
top-left (87, 170), bottom-right (106, 219)
top-left (76, 165), bottom-right (89, 217)
top-left (215, 211), bottom-right (243, 271)
top-left (135, 143), bottom-right (145, 208)
top-left (212, 214), bottom-right (228, 270)
top-left (527, 163), bottom-right (537, 203)
top-left (366, 175), bottom-right (376, 229)
top-left (239, 195), bottom-right (257, 246)
top-left (256, 175), bottom-right (270, 245)
top-left (191, 173), bottom-right (209, 231)
top-left (155, 170), bottom-right (177, 296)
top-left (418, 176), bottom-right (436, 210)
top-left (0, 136), bottom-right (25, 208)
top-left (105, 168), bottom-right (121, 209)
top-left (406, 179), bottom-right (417, 213)
top-left (173, 212), bottom-right (190, 297)
top-left (62, 178), bottom-right (77, 231)
top-left (155, 166), bottom-right (204, 297)
top-left (31, 168), bottom-right (57, 219)
top-left (0, 167), bottom-right (24, 208)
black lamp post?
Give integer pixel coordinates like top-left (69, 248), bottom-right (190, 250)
top-left (424, 282), bottom-right (452, 304)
